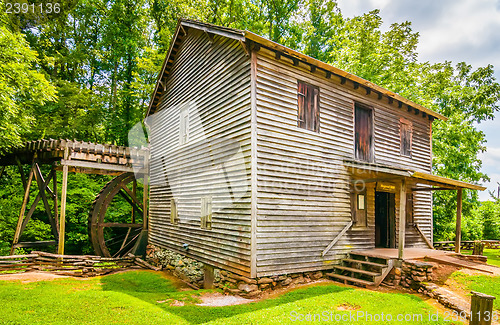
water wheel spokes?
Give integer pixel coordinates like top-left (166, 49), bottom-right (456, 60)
top-left (89, 172), bottom-right (145, 257)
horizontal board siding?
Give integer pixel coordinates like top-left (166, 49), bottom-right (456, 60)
top-left (255, 48), bottom-right (433, 277)
top-left (149, 29), bottom-right (253, 276)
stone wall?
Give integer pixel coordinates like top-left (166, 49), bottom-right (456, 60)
top-left (384, 260), bottom-right (435, 290)
top-left (146, 245), bottom-right (326, 297)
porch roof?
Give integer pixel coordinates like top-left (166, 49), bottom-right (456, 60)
top-left (344, 160), bottom-right (486, 191)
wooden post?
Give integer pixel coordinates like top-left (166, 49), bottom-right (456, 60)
top-left (11, 158), bottom-right (36, 255)
top-left (470, 291), bottom-right (495, 325)
top-left (455, 188), bottom-right (463, 254)
top-left (203, 264), bottom-right (215, 289)
top-left (58, 147), bottom-right (69, 255)
top-left (398, 178), bottom-right (407, 260)
top-left (52, 167), bottom-right (59, 230)
top-left (142, 158), bottom-right (149, 230)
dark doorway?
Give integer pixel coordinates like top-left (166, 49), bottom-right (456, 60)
top-left (375, 191), bottom-right (396, 248)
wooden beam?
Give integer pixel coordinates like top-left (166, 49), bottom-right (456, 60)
top-left (322, 220), bottom-right (353, 257)
top-left (310, 65), bottom-right (316, 73)
top-left (365, 87), bottom-right (371, 95)
top-left (15, 156), bottom-right (27, 191)
top-left (377, 92), bottom-right (383, 100)
top-left (142, 159), bottom-right (149, 230)
top-left (52, 167), bottom-right (59, 230)
top-left (398, 178), bottom-right (407, 260)
top-left (455, 188), bottom-right (463, 254)
top-left (340, 77), bottom-right (346, 84)
top-left (326, 71), bottom-right (332, 79)
top-left (34, 165), bottom-right (58, 239)
top-left (11, 158), bottom-right (36, 255)
top-left (58, 148), bottom-right (69, 255)
top-left (60, 159), bottom-right (135, 173)
top-left (412, 186), bottom-right (457, 191)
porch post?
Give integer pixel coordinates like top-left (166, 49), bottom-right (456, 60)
top-left (455, 188), bottom-right (463, 254)
top-left (398, 178), bottom-right (407, 260)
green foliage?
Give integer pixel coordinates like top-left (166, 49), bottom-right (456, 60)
top-left (452, 271), bottom-right (500, 310)
top-left (474, 200), bottom-right (500, 240)
top-left (0, 26), bottom-right (56, 153)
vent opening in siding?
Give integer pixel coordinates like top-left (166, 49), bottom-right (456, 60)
top-left (201, 196), bottom-right (212, 229)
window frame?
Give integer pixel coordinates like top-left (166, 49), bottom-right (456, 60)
top-left (351, 188), bottom-right (368, 228)
top-left (200, 196), bottom-right (212, 230)
top-left (353, 103), bottom-right (374, 163)
top-left (297, 80), bottom-right (320, 133)
top-left (400, 118), bottom-right (413, 158)
top-left (179, 105), bottom-right (189, 145)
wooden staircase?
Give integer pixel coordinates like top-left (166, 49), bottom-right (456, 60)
top-left (326, 252), bottom-right (394, 287)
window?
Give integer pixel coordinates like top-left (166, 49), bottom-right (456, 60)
top-left (200, 196), bottom-right (212, 229)
top-left (170, 198), bottom-right (179, 225)
top-left (179, 105), bottom-right (189, 145)
top-left (354, 104), bottom-right (373, 162)
top-left (406, 193), bottom-right (414, 224)
top-left (351, 190), bottom-right (367, 227)
top-left (400, 118), bottom-right (412, 157)
top-left (297, 81), bottom-right (320, 132)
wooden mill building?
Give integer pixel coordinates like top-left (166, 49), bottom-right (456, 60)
top-left (146, 19), bottom-right (485, 280)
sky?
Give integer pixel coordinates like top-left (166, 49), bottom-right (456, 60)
top-left (336, 0), bottom-right (500, 201)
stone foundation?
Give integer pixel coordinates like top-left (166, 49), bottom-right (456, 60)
top-left (383, 260), bottom-right (435, 290)
top-left (146, 245), bottom-right (326, 297)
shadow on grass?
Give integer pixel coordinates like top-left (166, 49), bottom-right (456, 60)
top-left (100, 271), bottom-right (351, 324)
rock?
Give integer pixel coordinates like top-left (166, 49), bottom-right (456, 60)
top-left (292, 275), bottom-right (305, 285)
top-left (259, 283), bottom-right (270, 290)
top-left (281, 277), bottom-right (293, 286)
top-left (413, 276), bottom-right (426, 282)
top-left (310, 271), bottom-right (323, 280)
top-left (177, 260), bottom-right (185, 267)
top-left (228, 272), bottom-right (257, 284)
top-left (228, 288), bottom-right (241, 295)
top-left (220, 270), bottom-right (228, 276)
top-left (243, 290), bottom-right (260, 298)
top-left (238, 283), bottom-right (258, 293)
top-left (290, 273), bottom-right (301, 278)
top-left (258, 277), bottom-right (273, 284)
top-left (277, 275), bottom-right (287, 281)
top-left (394, 268), bottom-right (402, 276)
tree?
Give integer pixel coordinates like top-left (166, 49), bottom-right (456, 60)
top-left (0, 26), bottom-right (56, 153)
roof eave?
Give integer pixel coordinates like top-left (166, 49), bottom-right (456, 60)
top-left (244, 31), bottom-right (447, 122)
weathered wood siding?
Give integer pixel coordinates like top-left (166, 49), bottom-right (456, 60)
top-left (253, 48), bottom-right (433, 276)
top-left (148, 29), bottom-right (253, 276)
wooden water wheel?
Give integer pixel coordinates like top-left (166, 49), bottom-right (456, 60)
top-left (88, 172), bottom-right (146, 257)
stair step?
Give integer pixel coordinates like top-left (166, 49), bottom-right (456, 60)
top-left (343, 258), bottom-right (387, 268)
top-left (333, 265), bottom-right (380, 277)
top-left (326, 273), bottom-right (375, 287)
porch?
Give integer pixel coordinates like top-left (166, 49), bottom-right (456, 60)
top-left (345, 160), bottom-right (487, 258)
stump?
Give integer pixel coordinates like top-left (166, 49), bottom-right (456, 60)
top-left (470, 291), bottom-right (495, 325)
top-left (472, 241), bottom-right (485, 256)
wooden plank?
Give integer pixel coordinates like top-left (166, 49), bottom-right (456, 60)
top-left (455, 189), bottom-right (463, 254)
top-left (58, 147), bottom-right (69, 255)
top-left (11, 158), bottom-right (36, 255)
top-left (398, 179), bottom-right (407, 259)
top-left (60, 159), bottom-right (135, 173)
top-left (322, 220), bottom-right (353, 256)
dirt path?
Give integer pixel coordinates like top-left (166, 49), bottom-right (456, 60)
top-left (0, 272), bottom-right (70, 283)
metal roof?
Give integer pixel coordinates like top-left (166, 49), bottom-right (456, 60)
top-left (147, 18), bottom-right (447, 122)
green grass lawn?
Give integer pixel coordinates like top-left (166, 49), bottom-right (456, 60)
top-left (0, 270), bottom-right (459, 325)
top-left (451, 271), bottom-right (500, 310)
top-left (462, 248), bottom-right (500, 267)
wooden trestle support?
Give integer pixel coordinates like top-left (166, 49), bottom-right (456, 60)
top-left (0, 139), bottom-right (149, 257)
